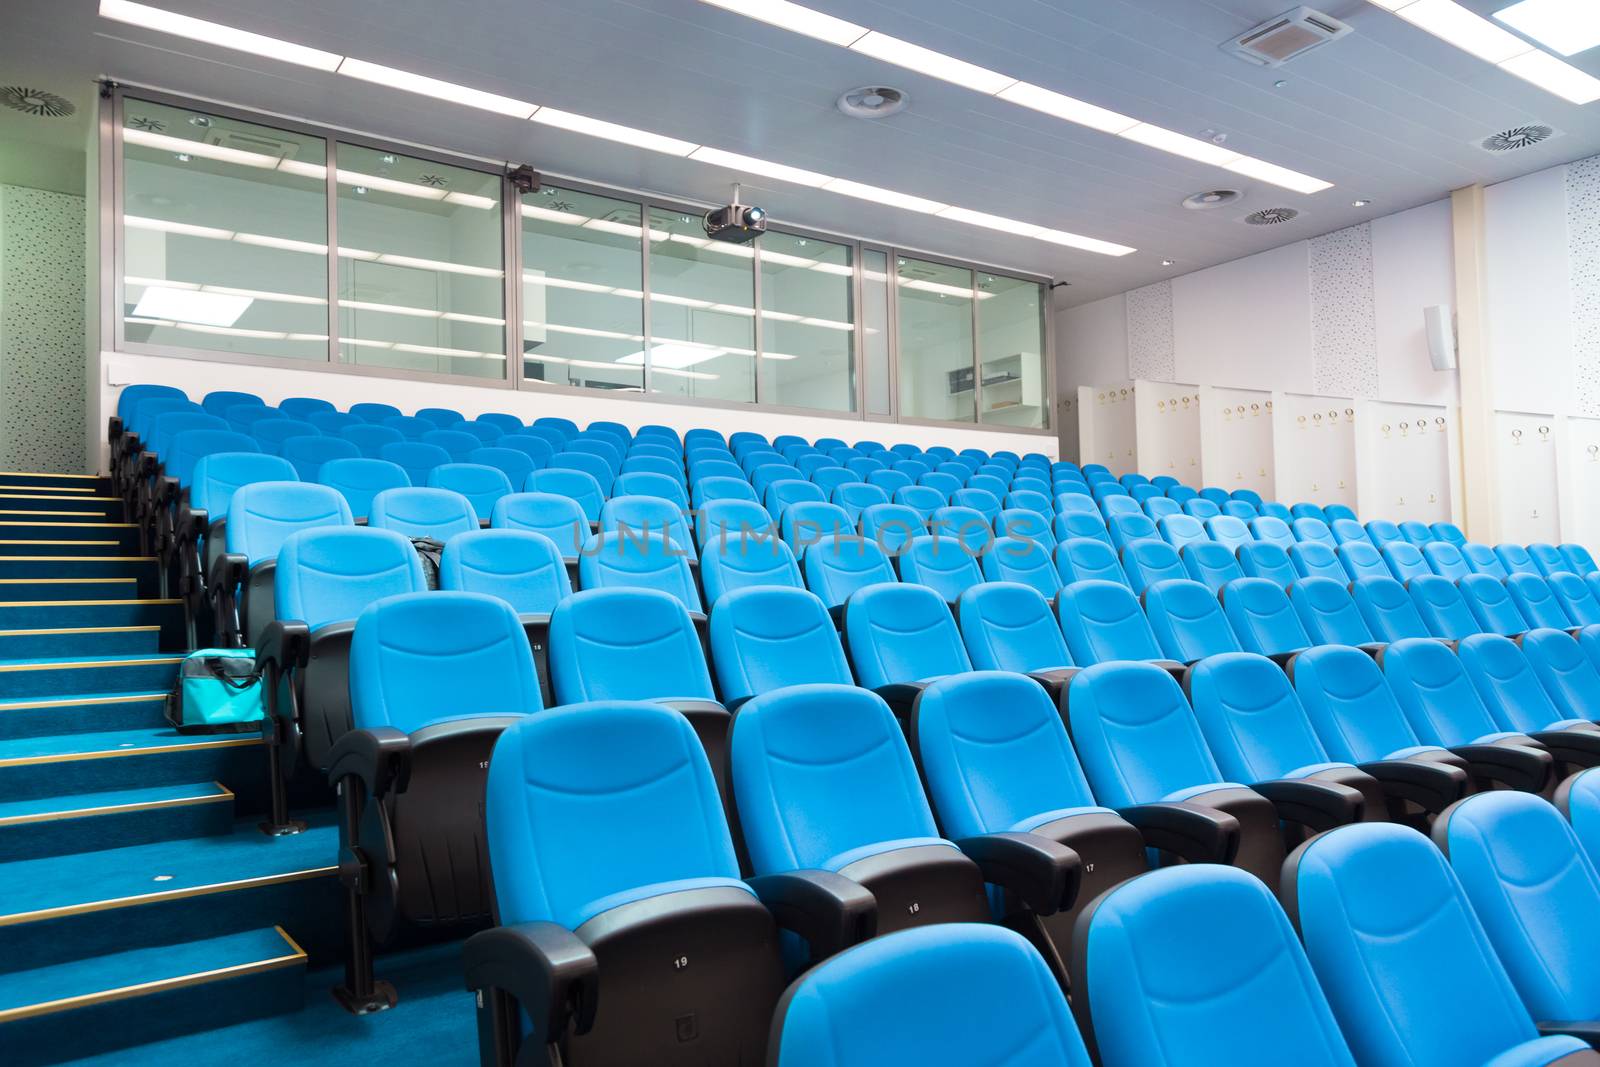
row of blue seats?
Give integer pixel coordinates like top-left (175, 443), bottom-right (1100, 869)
top-left (308, 580), bottom-right (1600, 1065)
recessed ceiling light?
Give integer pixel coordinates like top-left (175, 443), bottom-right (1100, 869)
top-left (848, 32), bottom-right (1017, 94)
top-left (687, 146), bottom-right (833, 187)
top-left (935, 206), bottom-right (1041, 237)
top-left (1498, 48), bottom-right (1600, 103)
top-left (531, 107), bottom-right (698, 156)
top-left (1495, 0), bottom-right (1600, 57)
top-left (1161, 259), bottom-right (1175, 266)
top-left (132, 286), bottom-right (253, 326)
top-left (336, 57), bottom-right (537, 118)
top-left (1353, 198), bottom-right (1373, 206)
top-left (697, 0), bottom-right (867, 46)
top-left (99, 0), bottom-right (344, 70)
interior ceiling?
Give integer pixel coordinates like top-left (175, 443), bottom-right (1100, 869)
top-left (3, 0), bottom-right (1600, 304)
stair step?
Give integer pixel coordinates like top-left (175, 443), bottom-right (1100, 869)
top-left (0, 540), bottom-right (136, 558)
top-left (0, 926), bottom-right (306, 1065)
top-left (0, 577), bottom-right (142, 602)
top-left (0, 557), bottom-right (160, 596)
top-left (0, 600), bottom-right (184, 649)
top-left (0, 625), bottom-right (163, 659)
top-left (0, 691), bottom-right (169, 739)
top-left (0, 653), bottom-right (181, 698)
top-left (0, 818), bottom-right (338, 973)
top-left (0, 494), bottom-right (123, 519)
top-left (0, 523), bottom-right (140, 550)
top-left (0, 781), bottom-right (234, 861)
top-left (0, 473), bottom-right (111, 493)
top-left (0, 726), bottom-right (259, 800)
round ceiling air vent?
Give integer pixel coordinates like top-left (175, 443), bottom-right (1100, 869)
top-left (1182, 189), bottom-right (1242, 211)
top-left (1245, 207), bottom-right (1299, 226)
top-left (837, 86), bottom-right (909, 119)
top-left (1480, 125), bottom-right (1556, 152)
top-left (0, 87), bottom-right (74, 118)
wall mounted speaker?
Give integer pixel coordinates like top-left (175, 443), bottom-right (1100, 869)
top-left (1424, 305), bottom-right (1457, 372)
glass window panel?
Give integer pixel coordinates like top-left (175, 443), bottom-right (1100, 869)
top-left (759, 231), bottom-right (855, 412)
top-left (896, 256), bottom-right (975, 423)
top-left (862, 249), bottom-right (891, 416)
top-left (978, 273), bottom-right (1048, 429)
top-left (121, 99), bottom-right (328, 360)
top-left (335, 143), bottom-right (505, 379)
top-left (521, 185), bottom-right (644, 393)
top-left (646, 207), bottom-right (755, 404)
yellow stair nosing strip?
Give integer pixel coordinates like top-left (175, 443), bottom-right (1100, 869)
top-left (0, 522), bottom-right (136, 529)
top-left (0, 496), bottom-right (118, 502)
top-left (0, 512), bottom-right (112, 518)
top-left (0, 625), bottom-right (161, 637)
top-left (0, 735), bottom-right (258, 769)
top-left (0, 656), bottom-right (183, 674)
top-left (0, 598), bottom-right (179, 607)
top-left (0, 866), bottom-right (334, 927)
top-left (0, 472), bottom-right (102, 479)
top-left (0, 692), bottom-right (167, 712)
top-left (0, 927), bottom-right (305, 1022)
top-left (0, 782), bottom-right (233, 827)
top-left (0, 556), bottom-right (155, 562)
top-left (0, 578), bottom-right (137, 585)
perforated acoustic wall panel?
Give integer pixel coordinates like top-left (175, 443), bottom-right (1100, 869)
top-left (1309, 223), bottom-right (1379, 399)
top-left (1125, 280), bottom-right (1175, 382)
top-left (1568, 155), bottom-right (1600, 418)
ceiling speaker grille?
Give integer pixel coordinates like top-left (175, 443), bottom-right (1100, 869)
top-left (0, 87), bottom-right (74, 118)
top-left (837, 86), bottom-right (908, 119)
top-left (1478, 125), bottom-right (1557, 152)
top-left (1245, 207), bottom-right (1299, 226)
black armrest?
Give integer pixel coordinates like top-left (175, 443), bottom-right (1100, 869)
top-left (217, 552), bottom-right (249, 598)
top-left (108, 415), bottom-right (124, 441)
top-left (1118, 802), bottom-right (1241, 865)
top-left (326, 726), bottom-right (412, 798)
top-left (1253, 778), bottom-right (1365, 831)
top-left (1453, 742), bottom-right (1553, 794)
top-left (463, 921), bottom-right (599, 1044)
top-left (747, 870), bottom-right (876, 964)
top-left (1359, 759), bottom-right (1468, 814)
top-left (255, 619), bottom-right (310, 678)
top-left (955, 831), bottom-right (1081, 916)
top-left (1530, 729), bottom-right (1600, 770)
top-left (872, 681), bottom-right (930, 724)
top-left (138, 450), bottom-right (158, 478)
top-left (1536, 1021), bottom-right (1600, 1049)
top-left (176, 505), bottom-right (209, 543)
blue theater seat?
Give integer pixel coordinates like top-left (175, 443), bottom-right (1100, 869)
top-left (897, 534), bottom-right (982, 603)
top-left (1381, 541), bottom-right (1432, 583)
top-left (729, 683), bottom-right (991, 943)
top-left (1055, 538), bottom-right (1131, 589)
top-left (709, 587), bottom-right (851, 706)
top-left (781, 500), bottom-right (852, 548)
top-left (1422, 540), bottom-right (1471, 580)
top-left (692, 475), bottom-right (757, 508)
top-left (1330, 517), bottom-right (1369, 546)
top-left (866, 468), bottom-right (912, 496)
top-left (1464, 542), bottom-right (1511, 578)
top-left (610, 471), bottom-right (687, 509)
top-left (1144, 496), bottom-right (1181, 522)
top-left (1251, 515), bottom-right (1296, 549)
top-left (980, 536), bottom-right (1061, 600)
top-left (1220, 576), bottom-right (1312, 660)
top-left (1530, 542), bottom-right (1571, 578)
top-left (804, 535), bottom-right (896, 614)
top-left (956, 583), bottom-right (1076, 693)
top-left (1563, 542), bottom-right (1598, 576)
top-left (701, 535), bottom-right (802, 606)
top-left (770, 925), bottom-right (1092, 1067)
top-left (1075, 864), bottom-right (1358, 1067)
top-left (1167, 485), bottom-right (1200, 506)
top-left (1456, 632), bottom-right (1600, 772)
top-left (1521, 628), bottom-right (1600, 725)
top-left (1351, 575), bottom-right (1432, 641)
top-left (1066, 661), bottom-right (1286, 885)
top-left (569, 436), bottom-right (622, 472)
top-left (1436, 791), bottom-right (1600, 1036)
top-left (697, 499), bottom-right (773, 550)
top-left (490, 492), bottom-right (588, 559)
top-left (1057, 580), bottom-right (1172, 666)
top-left (465, 701), bottom-right (786, 1065)
top-left (1223, 500), bottom-right (1259, 522)
top-left (341, 423), bottom-right (405, 460)
top-left (174, 452), bottom-right (293, 611)
top-left (600, 494), bottom-right (697, 561)
top-left (349, 401), bottom-right (401, 423)
top-left (1287, 577), bottom-right (1380, 651)
top-left (1007, 488), bottom-right (1053, 518)
top-left (202, 390), bottom-right (264, 417)
top-left (621, 455), bottom-right (683, 484)
top-left (1407, 574), bottom-right (1483, 640)
top-left (931, 506), bottom-right (994, 553)
top-left (1337, 540), bottom-right (1392, 582)
top-left (547, 450), bottom-right (615, 492)
top-left (1291, 502), bottom-right (1328, 524)
top-left (1157, 513), bottom-right (1208, 551)
top-left (833, 482), bottom-right (889, 525)
top-left (1324, 504), bottom-right (1357, 524)
top-left (423, 429), bottom-right (487, 466)
top-left (860, 502), bottom-right (925, 557)
top-left (1289, 822), bottom-right (1599, 1067)
top-left (1100, 495), bottom-right (1141, 520)
top-left (996, 507), bottom-right (1055, 550)
top-left (440, 528), bottom-right (568, 617)
top-left (1143, 578), bottom-right (1241, 664)
top-left (1057, 493), bottom-right (1101, 520)
top-left (1366, 519), bottom-right (1404, 549)
top-left (1107, 512), bottom-right (1160, 551)
top-left (1498, 542), bottom-right (1543, 577)
top-left (426, 463), bottom-right (512, 519)
top-left (526, 468), bottom-right (605, 524)
top-left (1054, 510), bottom-right (1114, 548)
top-left (276, 396), bottom-right (334, 420)
top-left (1198, 486), bottom-right (1230, 506)
top-left (1381, 638), bottom-right (1553, 793)
top-left (382, 414), bottom-right (434, 441)
top-left (1398, 520), bottom-right (1433, 546)
top-left (1181, 540), bottom-right (1245, 593)
top-left (1550, 571), bottom-right (1600, 626)
top-left (1431, 521), bottom-right (1467, 546)
top-left (281, 435), bottom-right (359, 482)
top-left (1206, 515), bottom-right (1252, 552)
top-left (316, 458), bottom-right (409, 524)
top-left (368, 487), bottom-right (479, 542)
top-left (329, 590), bottom-right (545, 1007)
top-left (764, 476), bottom-right (822, 517)
top-left (415, 407), bottom-right (464, 428)
top-left (844, 582), bottom-right (970, 720)
top-left (1289, 541), bottom-right (1348, 582)
top-left (470, 446), bottom-right (538, 493)
top-left (578, 530), bottom-right (701, 615)
top-left (1238, 541), bottom-right (1299, 587)
top-left (378, 441), bottom-right (451, 487)
top-left (1458, 573), bottom-right (1531, 636)
top-left (919, 471), bottom-right (961, 501)
top-left (223, 481), bottom-right (353, 645)
top-left (1509, 573), bottom-right (1576, 631)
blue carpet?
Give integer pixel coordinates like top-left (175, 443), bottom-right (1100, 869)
top-left (0, 627), bottom-right (162, 658)
top-left (0, 781), bottom-right (234, 861)
top-left (0, 655), bottom-right (182, 698)
top-left (0, 578), bottom-right (142, 603)
top-left (0, 691), bottom-right (169, 739)
top-left (63, 942), bottom-right (478, 1067)
top-left (0, 601), bottom-right (185, 648)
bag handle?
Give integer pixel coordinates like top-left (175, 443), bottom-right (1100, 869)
top-left (205, 656), bottom-right (261, 690)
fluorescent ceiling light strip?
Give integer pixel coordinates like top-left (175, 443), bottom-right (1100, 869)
top-left (336, 57), bottom-right (537, 118)
top-left (133, 286), bottom-right (253, 326)
top-left (339, 299), bottom-right (442, 319)
top-left (936, 206), bottom-right (1042, 237)
top-left (372, 253), bottom-right (503, 278)
top-left (202, 284), bottom-right (326, 305)
top-left (125, 215), bottom-right (234, 239)
top-left (125, 275), bottom-right (199, 290)
top-left (531, 107), bottom-right (698, 156)
top-left (687, 146), bottom-right (833, 187)
top-left (699, 0), bottom-right (1331, 194)
top-left (1222, 157), bottom-right (1335, 195)
top-left (1494, 0), bottom-right (1600, 57)
top-left (392, 342), bottom-right (502, 359)
top-left (99, 0), bottom-right (343, 71)
top-left (1498, 48), bottom-right (1600, 103)
top-left (820, 178), bottom-right (948, 214)
top-left (234, 232), bottom-right (327, 255)
top-left (175, 322), bottom-right (288, 339)
top-left (697, 0), bottom-right (867, 46)
top-left (848, 31), bottom-right (1017, 95)
top-left (123, 128), bottom-right (278, 168)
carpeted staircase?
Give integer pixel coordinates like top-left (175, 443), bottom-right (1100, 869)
top-left (0, 472), bottom-right (341, 1064)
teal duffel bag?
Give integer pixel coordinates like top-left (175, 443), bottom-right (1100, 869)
top-left (166, 649), bottom-right (265, 734)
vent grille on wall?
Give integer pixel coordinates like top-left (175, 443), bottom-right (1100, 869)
top-left (1245, 207), bottom-right (1300, 225)
top-left (0, 87), bottom-right (74, 118)
top-left (1222, 6), bottom-right (1351, 67)
top-left (1477, 125), bottom-right (1558, 153)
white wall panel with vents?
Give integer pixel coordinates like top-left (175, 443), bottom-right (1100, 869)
top-left (1077, 383), bottom-right (1137, 476)
top-left (1272, 392), bottom-right (1357, 509)
top-left (1494, 410), bottom-right (1561, 545)
top-left (1132, 380), bottom-right (1202, 486)
top-left (1200, 386), bottom-right (1275, 499)
top-left (1355, 399), bottom-right (1457, 525)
